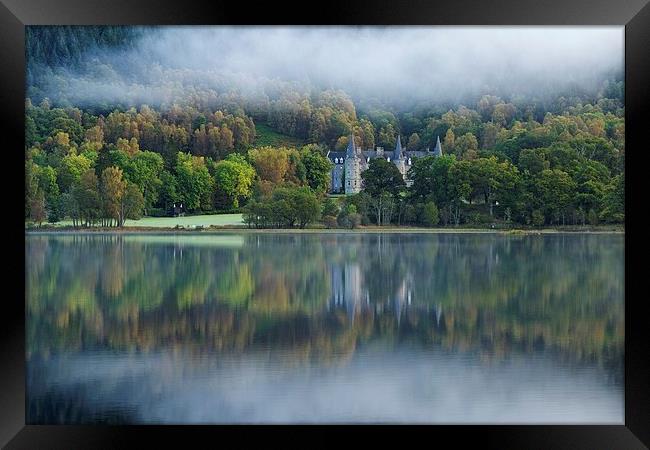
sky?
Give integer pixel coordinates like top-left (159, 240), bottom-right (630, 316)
top-left (31, 26), bottom-right (625, 108)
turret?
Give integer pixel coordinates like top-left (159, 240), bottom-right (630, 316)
top-left (345, 134), bottom-right (357, 159)
top-left (393, 135), bottom-right (403, 160)
top-left (344, 134), bottom-right (362, 194)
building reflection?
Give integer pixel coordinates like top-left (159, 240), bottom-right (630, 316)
top-left (328, 261), bottom-right (443, 328)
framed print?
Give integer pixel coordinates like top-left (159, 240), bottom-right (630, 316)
top-left (1, 0), bottom-right (648, 448)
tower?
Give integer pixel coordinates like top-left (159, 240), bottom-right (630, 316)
top-left (344, 134), bottom-right (362, 194)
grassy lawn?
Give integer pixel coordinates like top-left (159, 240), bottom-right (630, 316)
top-left (253, 122), bottom-right (305, 148)
top-left (51, 214), bottom-right (244, 228)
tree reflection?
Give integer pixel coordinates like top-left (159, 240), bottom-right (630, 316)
top-left (26, 233), bottom-right (624, 372)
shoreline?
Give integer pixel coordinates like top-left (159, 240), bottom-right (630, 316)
top-left (25, 226), bottom-right (625, 235)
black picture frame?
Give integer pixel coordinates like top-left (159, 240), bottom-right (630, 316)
top-left (2, 1), bottom-right (648, 448)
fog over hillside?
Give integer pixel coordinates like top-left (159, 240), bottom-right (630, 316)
top-left (27, 26), bottom-right (623, 110)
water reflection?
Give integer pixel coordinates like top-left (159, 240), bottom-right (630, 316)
top-left (26, 232), bottom-right (624, 423)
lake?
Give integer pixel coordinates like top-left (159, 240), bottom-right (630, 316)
top-left (25, 232), bottom-right (624, 424)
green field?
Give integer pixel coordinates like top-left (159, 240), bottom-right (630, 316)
top-left (51, 214), bottom-right (244, 228)
top-left (253, 122), bottom-right (305, 148)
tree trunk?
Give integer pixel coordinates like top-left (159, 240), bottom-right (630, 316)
top-left (375, 197), bottom-right (382, 226)
top-left (488, 189), bottom-right (493, 217)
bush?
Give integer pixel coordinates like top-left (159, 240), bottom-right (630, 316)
top-left (347, 213), bottom-right (362, 229)
top-left (323, 215), bottom-right (338, 229)
top-left (147, 207), bottom-right (167, 217)
top-left (531, 209), bottom-right (545, 227)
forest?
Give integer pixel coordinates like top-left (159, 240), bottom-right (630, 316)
top-left (24, 26), bottom-right (625, 229)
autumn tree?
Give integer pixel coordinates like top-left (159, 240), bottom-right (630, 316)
top-left (30, 191), bottom-right (46, 226)
top-left (100, 166), bottom-right (127, 226)
top-left (248, 147), bottom-right (290, 185)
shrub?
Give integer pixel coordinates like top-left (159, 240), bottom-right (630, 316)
top-left (147, 207), bottom-right (167, 217)
top-left (347, 213), bottom-right (362, 229)
top-left (323, 215), bottom-right (338, 229)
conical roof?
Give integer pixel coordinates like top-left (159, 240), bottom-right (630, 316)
top-left (433, 135), bottom-right (443, 157)
top-left (394, 135), bottom-right (403, 160)
top-left (345, 134), bottom-right (357, 158)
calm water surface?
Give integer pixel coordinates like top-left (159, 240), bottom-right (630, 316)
top-left (26, 232), bottom-right (624, 423)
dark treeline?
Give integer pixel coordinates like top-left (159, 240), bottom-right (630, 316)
top-left (26, 26), bottom-right (146, 81)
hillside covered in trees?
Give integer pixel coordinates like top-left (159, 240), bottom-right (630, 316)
top-left (25, 26), bottom-right (625, 228)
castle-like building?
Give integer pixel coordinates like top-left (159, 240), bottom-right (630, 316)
top-left (327, 134), bottom-right (443, 194)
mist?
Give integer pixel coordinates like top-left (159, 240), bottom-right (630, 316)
top-left (28, 348), bottom-right (623, 423)
top-left (28, 26), bottom-right (624, 110)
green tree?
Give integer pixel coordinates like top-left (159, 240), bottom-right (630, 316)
top-left (599, 173), bottom-right (624, 223)
top-left (300, 145), bottom-right (332, 194)
top-left (573, 160), bottom-right (610, 217)
top-left (126, 151), bottom-right (164, 214)
top-left (73, 169), bottom-right (101, 227)
top-left (292, 187), bottom-right (321, 228)
top-left (447, 160), bottom-right (473, 225)
top-left (158, 170), bottom-right (180, 214)
top-left (518, 149), bottom-right (549, 175)
top-left (59, 153), bottom-right (92, 192)
top-left (243, 186), bottom-right (320, 228)
top-left (175, 152), bottom-right (214, 212)
top-left (33, 164), bottom-right (61, 222)
top-left (121, 182), bottom-right (145, 225)
top-left (322, 197), bottom-right (339, 217)
top-left (212, 153), bottom-right (255, 209)
top-left (25, 159), bottom-right (38, 219)
top-left (409, 155), bottom-right (452, 204)
top-left (471, 156), bottom-right (520, 217)
top-left (361, 158), bottom-right (406, 199)
top-left (533, 169), bottom-right (577, 225)
top-left (422, 201), bottom-right (440, 227)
